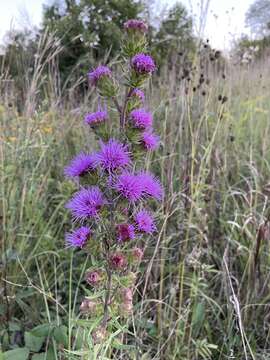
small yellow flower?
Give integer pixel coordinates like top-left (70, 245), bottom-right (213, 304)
top-left (8, 136), bottom-right (17, 142)
top-left (43, 126), bottom-right (53, 134)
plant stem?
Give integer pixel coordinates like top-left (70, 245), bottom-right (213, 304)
top-left (120, 88), bottom-right (133, 128)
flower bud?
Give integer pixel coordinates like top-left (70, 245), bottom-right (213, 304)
top-left (79, 298), bottom-right (97, 314)
top-left (84, 110), bottom-right (108, 127)
top-left (85, 269), bottom-right (105, 287)
top-left (119, 301), bottom-right (133, 317)
top-left (124, 20), bottom-right (148, 34)
top-left (92, 326), bottom-right (107, 344)
top-left (132, 247), bottom-right (144, 263)
top-left (131, 88), bottom-right (145, 102)
top-left (127, 88), bottom-right (145, 112)
top-left (121, 287), bottom-right (133, 302)
top-left (119, 287), bottom-right (133, 317)
top-left (122, 20), bottom-right (148, 57)
top-left (88, 65), bottom-right (111, 86)
top-left (88, 65), bottom-right (117, 97)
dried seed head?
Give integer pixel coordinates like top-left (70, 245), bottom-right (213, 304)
top-left (80, 298), bottom-right (97, 314)
top-left (92, 326), bottom-right (107, 344)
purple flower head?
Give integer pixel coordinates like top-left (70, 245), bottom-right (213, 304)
top-left (88, 65), bottom-right (111, 86)
top-left (114, 172), bottom-right (143, 202)
top-left (131, 53), bottom-right (156, 74)
top-left (130, 108), bottom-right (152, 129)
top-left (109, 252), bottom-right (127, 270)
top-left (117, 223), bottom-right (135, 242)
top-left (66, 186), bottom-right (106, 220)
top-left (64, 152), bottom-right (98, 178)
top-left (135, 209), bottom-right (156, 234)
top-left (65, 226), bottom-right (91, 248)
top-left (96, 139), bottom-right (130, 172)
top-left (124, 19), bottom-right (148, 33)
top-left (131, 88), bottom-right (145, 102)
top-left (84, 110), bottom-right (108, 127)
top-left (141, 130), bottom-right (160, 150)
top-left (138, 171), bottom-right (163, 200)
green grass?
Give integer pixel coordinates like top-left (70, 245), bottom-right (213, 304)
top-left (1, 57), bottom-right (270, 359)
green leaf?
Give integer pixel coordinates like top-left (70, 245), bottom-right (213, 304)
top-left (32, 354), bottom-right (47, 360)
top-left (4, 348), bottom-right (30, 360)
top-left (112, 339), bottom-right (135, 351)
top-left (192, 302), bottom-right (205, 329)
top-left (31, 323), bottom-right (53, 337)
top-left (72, 328), bottom-right (84, 351)
top-left (8, 322), bottom-right (21, 331)
top-left (24, 331), bottom-right (44, 352)
top-left (53, 325), bottom-right (68, 347)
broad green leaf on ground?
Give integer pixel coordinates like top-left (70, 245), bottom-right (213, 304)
top-left (4, 348), bottom-right (29, 360)
top-left (25, 331), bottom-right (45, 352)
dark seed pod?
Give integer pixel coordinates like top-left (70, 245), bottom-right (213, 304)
top-left (222, 96), bottom-right (228, 104)
top-left (215, 50), bottom-right (221, 59)
top-left (183, 68), bottom-right (190, 77)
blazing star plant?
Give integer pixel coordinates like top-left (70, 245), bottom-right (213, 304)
top-left (64, 18), bottom-right (162, 344)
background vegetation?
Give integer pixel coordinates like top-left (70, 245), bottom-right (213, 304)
top-left (1, 0), bottom-right (270, 359)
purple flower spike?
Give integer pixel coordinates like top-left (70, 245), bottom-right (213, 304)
top-left (135, 209), bottom-right (156, 234)
top-left (138, 171), bottom-right (163, 200)
top-left (64, 152), bottom-right (98, 178)
top-left (96, 139), bottom-right (130, 172)
top-left (141, 130), bottom-right (160, 150)
top-left (115, 172), bottom-right (143, 202)
top-left (65, 226), bottom-right (91, 248)
top-left (131, 88), bottom-right (145, 102)
top-left (124, 19), bottom-right (148, 33)
top-left (88, 65), bottom-right (112, 86)
top-left (131, 53), bottom-right (156, 74)
top-left (130, 108), bottom-right (152, 129)
top-left (66, 187), bottom-right (106, 220)
top-left (84, 110), bottom-right (108, 126)
top-left (117, 223), bottom-right (135, 242)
